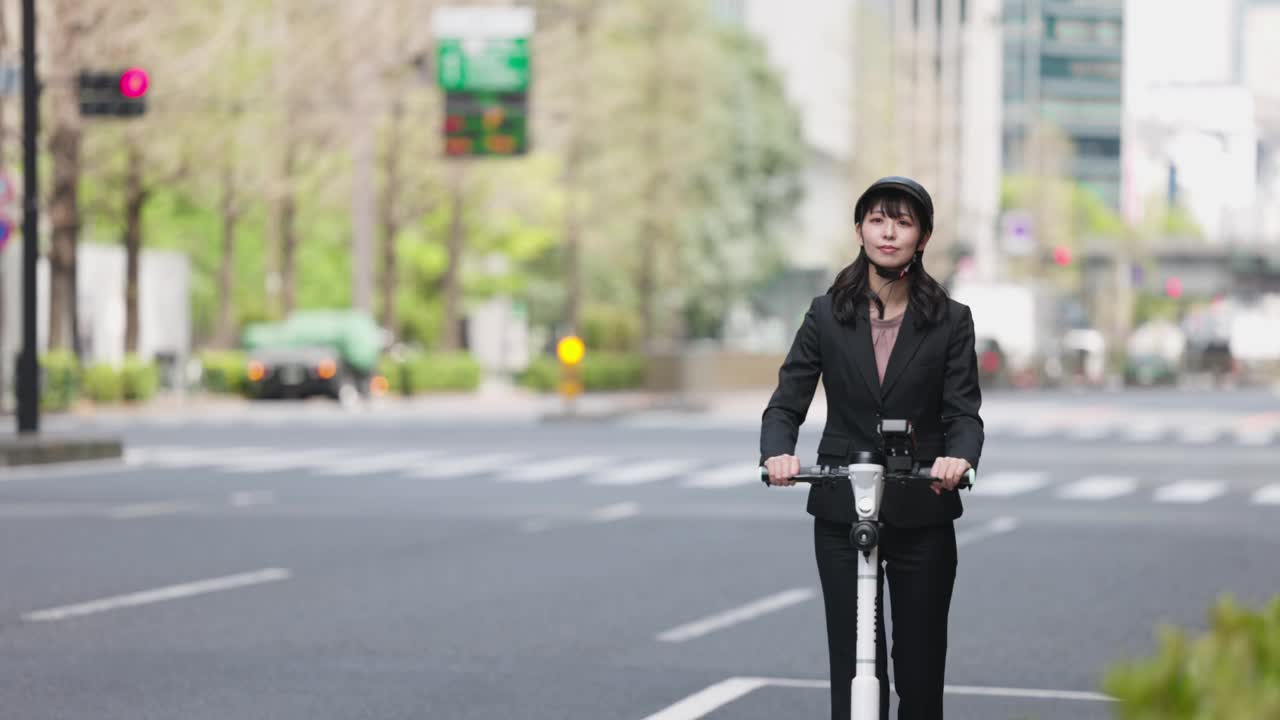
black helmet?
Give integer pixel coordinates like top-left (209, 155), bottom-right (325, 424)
top-left (854, 176), bottom-right (934, 232)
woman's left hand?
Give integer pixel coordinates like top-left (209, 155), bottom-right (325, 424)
top-left (929, 456), bottom-right (972, 494)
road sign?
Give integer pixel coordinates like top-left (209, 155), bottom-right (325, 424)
top-left (0, 217), bottom-right (12, 250)
top-left (436, 37), bottom-right (530, 93)
top-left (443, 91), bottom-right (527, 156)
top-left (433, 6), bottom-right (533, 158)
top-left (557, 335), bottom-right (585, 366)
top-left (1001, 210), bottom-right (1034, 256)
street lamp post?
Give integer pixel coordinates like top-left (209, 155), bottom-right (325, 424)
top-left (16, 0), bottom-right (38, 433)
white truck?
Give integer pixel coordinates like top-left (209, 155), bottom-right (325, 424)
top-left (949, 281), bottom-right (1104, 388)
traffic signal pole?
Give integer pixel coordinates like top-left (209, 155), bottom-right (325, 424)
top-left (16, 0), bottom-right (38, 433)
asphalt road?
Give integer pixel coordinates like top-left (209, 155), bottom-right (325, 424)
top-left (2, 389), bottom-right (1279, 719)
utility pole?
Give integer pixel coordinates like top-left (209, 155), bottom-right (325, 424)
top-left (16, 0), bottom-right (37, 433)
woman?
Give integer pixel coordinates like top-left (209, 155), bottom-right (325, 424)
top-left (759, 176), bottom-right (984, 720)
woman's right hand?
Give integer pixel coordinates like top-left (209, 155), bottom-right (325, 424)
top-left (764, 454), bottom-right (800, 486)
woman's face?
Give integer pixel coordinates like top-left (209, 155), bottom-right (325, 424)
top-left (857, 202), bottom-right (926, 270)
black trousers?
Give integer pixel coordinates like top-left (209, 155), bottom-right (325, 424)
top-left (814, 517), bottom-right (957, 720)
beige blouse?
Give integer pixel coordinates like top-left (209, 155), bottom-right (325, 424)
top-left (870, 310), bottom-right (905, 383)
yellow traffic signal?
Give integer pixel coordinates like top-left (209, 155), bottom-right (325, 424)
top-left (556, 335), bottom-right (585, 366)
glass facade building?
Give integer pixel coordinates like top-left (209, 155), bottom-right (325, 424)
top-left (1003, 0), bottom-right (1124, 208)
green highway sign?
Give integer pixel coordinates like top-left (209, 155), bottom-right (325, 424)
top-left (433, 6), bottom-right (534, 158)
top-left (436, 37), bottom-right (530, 93)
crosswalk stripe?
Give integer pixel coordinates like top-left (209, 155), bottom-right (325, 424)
top-left (1122, 423), bottom-right (1167, 442)
top-left (1057, 476), bottom-right (1137, 500)
top-left (215, 448), bottom-right (353, 474)
top-left (498, 456), bottom-right (613, 484)
top-left (1154, 480), bottom-right (1225, 504)
top-left (1177, 426), bottom-right (1223, 444)
top-left (971, 472), bottom-right (1049, 497)
top-left (405, 453), bottom-right (526, 479)
top-left (683, 463), bottom-right (762, 489)
top-left (1069, 424), bottom-right (1113, 440)
top-left (131, 446), bottom-right (265, 467)
top-left (1235, 429), bottom-right (1277, 446)
top-left (1251, 484), bottom-right (1280, 505)
top-left (311, 450), bottom-right (439, 476)
top-left (590, 459), bottom-right (702, 486)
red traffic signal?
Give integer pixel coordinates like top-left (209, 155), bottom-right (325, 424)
top-left (1165, 276), bottom-right (1183, 299)
top-left (119, 67), bottom-right (149, 99)
top-left (1052, 245), bottom-right (1073, 266)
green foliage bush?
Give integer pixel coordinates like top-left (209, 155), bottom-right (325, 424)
top-left (380, 352), bottom-right (482, 393)
top-left (199, 351), bottom-right (248, 395)
top-left (516, 356), bottom-right (559, 392)
top-left (516, 352), bottom-right (647, 392)
top-left (81, 363), bottom-right (124, 404)
top-left (121, 355), bottom-right (159, 402)
top-left (581, 352), bottom-right (647, 390)
top-left (1103, 594), bottom-right (1280, 718)
top-left (40, 351), bottom-right (80, 411)
top-left (581, 304), bottom-right (642, 353)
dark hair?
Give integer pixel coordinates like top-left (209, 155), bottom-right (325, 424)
top-left (827, 189), bottom-right (949, 327)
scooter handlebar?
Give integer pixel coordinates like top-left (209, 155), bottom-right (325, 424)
top-left (758, 465), bottom-right (974, 490)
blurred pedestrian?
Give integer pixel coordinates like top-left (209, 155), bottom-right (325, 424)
top-left (759, 176), bottom-right (985, 719)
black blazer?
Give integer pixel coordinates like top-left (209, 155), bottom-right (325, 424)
top-left (759, 293), bottom-right (984, 527)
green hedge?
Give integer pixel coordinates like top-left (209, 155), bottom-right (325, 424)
top-left (516, 352), bottom-right (647, 392)
top-left (121, 355), bottom-right (159, 402)
top-left (379, 352), bottom-right (482, 393)
top-left (81, 363), bottom-right (124, 404)
top-left (40, 350), bottom-right (80, 411)
top-left (1103, 594), bottom-right (1280, 718)
top-left (199, 351), bottom-right (249, 395)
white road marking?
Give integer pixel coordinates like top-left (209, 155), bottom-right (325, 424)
top-left (311, 450), bottom-right (439, 476)
top-left (22, 568), bottom-right (291, 622)
top-left (215, 448), bottom-right (353, 474)
top-left (1122, 422), bottom-right (1168, 442)
top-left (1057, 476), bottom-right (1137, 500)
top-left (588, 459), bottom-right (700, 486)
top-left (656, 588), bottom-right (816, 643)
top-left (641, 676), bottom-right (1114, 719)
top-left (229, 491), bottom-right (277, 507)
top-left (1153, 480), bottom-right (1225, 504)
top-left (107, 501), bottom-right (198, 519)
top-left (1251, 484), bottom-right (1280, 505)
top-left (970, 472), bottom-right (1048, 497)
top-left (497, 456), bottom-right (612, 484)
top-left (522, 502), bottom-right (641, 533)
top-left (587, 501), bottom-right (640, 523)
top-left (640, 677), bottom-right (771, 720)
top-left (1235, 428), bottom-right (1277, 446)
top-left (955, 516), bottom-right (1020, 546)
top-left (406, 453), bottom-right (526, 479)
top-left (1177, 425), bottom-right (1222, 445)
top-left (682, 463), bottom-right (761, 489)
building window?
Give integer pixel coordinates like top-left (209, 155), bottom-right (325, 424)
top-left (1049, 19), bottom-right (1095, 42)
top-left (1040, 99), bottom-right (1122, 127)
top-left (1041, 56), bottom-right (1122, 81)
top-left (1095, 21), bottom-right (1121, 47)
top-left (1074, 137), bottom-right (1121, 158)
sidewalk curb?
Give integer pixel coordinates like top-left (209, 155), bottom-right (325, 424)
top-left (1, 434), bottom-right (124, 468)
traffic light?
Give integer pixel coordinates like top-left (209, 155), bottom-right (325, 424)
top-left (1052, 245), bottom-right (1073, 266)
top-left (78, 67), bottom-right (149, 117)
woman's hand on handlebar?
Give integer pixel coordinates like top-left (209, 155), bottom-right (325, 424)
top-left (764, 454), bottom-right (800, 486)
top-left (929, 456), bottom-right (972, 494)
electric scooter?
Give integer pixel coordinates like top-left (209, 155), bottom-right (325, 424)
top-left (758, 419), bottom-right (975, 719)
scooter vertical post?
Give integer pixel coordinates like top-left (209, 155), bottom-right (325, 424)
top-left (853, 545), bottom-right (880, 718)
